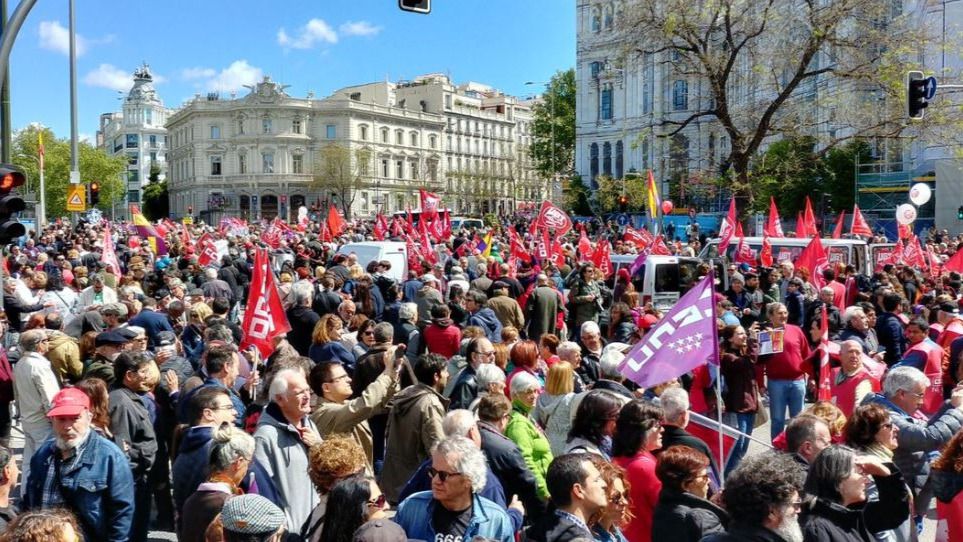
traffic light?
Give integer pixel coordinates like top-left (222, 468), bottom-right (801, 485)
top-left (907, 71), bottom-right (930, 120)
top-left (0, 164), bottom-right (26, 245)
top-left (399, 0), bottom-right (430, 13)
top-left (89, 182), bottom-right (100, 206)
top-left (187, 205), bottom-right (193, 216)
top-left (957, 205), bottom-right (963, 220)
top-left (618, 194), bottom-right (629, 211)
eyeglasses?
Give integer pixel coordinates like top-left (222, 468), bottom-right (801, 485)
top-left (787, 500), bottom-right (803, 511)
top-left (326, 374), bottom-right (350, 384)
top-left (609, 492), bottom-right (628, 505)
top-left (902, 390), bottom-right (925, 398)
top-left (367, 493), bottom-right (387, 509)
top-left (427, 467), bottom-right (463, 482)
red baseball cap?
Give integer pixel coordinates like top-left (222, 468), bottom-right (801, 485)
top-left (46, 388), bottom-right (91, 418)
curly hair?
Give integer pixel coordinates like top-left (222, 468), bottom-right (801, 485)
top-left (805, 401), bottom-right (847, 438)
top-left (0, 509), bottom-right (81, 542)
top-left (722, 452), bottom-right (805, 525)
top-left (612, 399), bottom-right (663, 458)
top-left (655, 445), bottom-right (710, 493)
top-left (934, 429), bottom-right (963, 474)
top-left (308, 435), bottom-right (366, 494)
top-left (843, 403), bottom-right (891, 450)
top-left (592, 456), bottom-right (634, 526)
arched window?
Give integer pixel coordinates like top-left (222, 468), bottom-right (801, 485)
top-left (602, 142), bottom-right (612, 176)
top-left (590, 143), bottom-right (599, 184)
top-left (673, 80), bottom-right (688, 111)
top-left (591, 7), bottom-right (601, 32)
top-left (615, 141), bottom-right (624, 179)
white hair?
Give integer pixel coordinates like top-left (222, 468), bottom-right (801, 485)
top-left (399, 302), bottom-right (418, 323)
top-left (580, 320), bottom-right (601, 337)
top-left (433, 436), bottom-right (487, 492)
top-left (269, 368), bottom-right (301, 400)
top-left (209, 424), bottom-right (255, 473)
top-left (291, 281), bottom-right (314, 306)
top-left (660, 386), bottom-right (690, 424)
top-left (883, 366), bottom-right (929, 398)
top-left (510, 371), bottom-right (540, 397)
top-left (599, 343), bottom-right (627, 379)
top-left (557, 341), bottom-right (581, 362)
top-left (475, 363), bottom-right (505, 391)
top-left (442, 409), bottom-right (477, 438)
top-left (842, 306), bottom-right (864, 326)
top-left (205, 267), bottom-right (218, 279)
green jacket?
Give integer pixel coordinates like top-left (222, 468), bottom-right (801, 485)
top-left (505, 405), bottom-right (553, 499)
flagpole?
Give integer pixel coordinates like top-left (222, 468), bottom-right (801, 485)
top-left (688, 410), bottom-right (774, 448)
top-left (709, 267), bottom-right (725, 483)
top-left (38, 146), bottom-right (45, 228)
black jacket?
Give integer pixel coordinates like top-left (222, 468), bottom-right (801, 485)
top-left (108, 386), bottom-right (158, 481)
top-left (651, 489), bottom-right (728, 542)
top-left (701, 523), bottom-right (789, 542)
top-left (800, 467), bottom-right (910, 542)
top-left (2, 293), bottom-right (43, 332)
top-left (285, 305), bottom-right (320, 356)
top-left (521, 510), bottom-right (591, 542)
top-left (478, 421), bottom-right (546, 521)
top-left (448, 365), bottom-right (478, 411)
top-left (660, 425), bottom-right (719, 477)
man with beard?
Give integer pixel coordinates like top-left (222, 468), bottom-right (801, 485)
top-left (108, 351), bottom-right (158, 542)
top-left (23, 387), bottom-right (135, 542)
top-left (701, 452), bottom-right (806, 542)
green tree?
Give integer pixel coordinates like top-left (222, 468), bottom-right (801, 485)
top-left (530, 68), bottom-right (576, 179)
top-left (142, 162), bottom-right (169, 220)
top-left (752, 137), bottom-right (825, 217)
top-left (563, 176), bottom-right (592, 216)
top-left (311, 144), bottom-right (370, 220)
top-left (11, 125), bottom-right (125, 218)
top-left (822, 140), bottom-right (871, 213)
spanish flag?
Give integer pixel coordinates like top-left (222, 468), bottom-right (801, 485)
top-left (646, 169), bottom-right (660, 218)
top-left (132, 212), bottom-right (168, 256)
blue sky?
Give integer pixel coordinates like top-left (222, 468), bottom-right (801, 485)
top-left (13, 0), bottom-right (575, 142)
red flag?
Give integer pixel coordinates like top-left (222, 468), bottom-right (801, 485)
top-left (196, 233), bottom-right (220, 267)
top-left (419, 189), bottom-right (441, 219)
top-left (718, 198), bottom-right (737, 253)
top-left (623, 226), bottom-right (650, 250)
top-left (818, 305), bottom-right (832, 401)
top-left (795, 212), bottom-right (807, 239)
top-left (418, 219), bottom-right (437, 264)
top-left (391, 216), bottom-right (404, 238)
top-left (734, 221), bottom-right (745, 239)
top-left (373, 213), bottom-right (388, 241)
top-left (734, 237), bottom-right (755, 266)
top-left (510, 234), bottom-right (532, 264)
top-left (851, 205), bottom-right (872, 237)
top-left (760, 235), bottom-right (774, 268)
top-left (765, 197), bottom-right (784, 237)
top-left (405, 207), bottom-right (414, 234)
top-left (944, 247), bottom-right (963, 274)
top-left (650, 235), bottom-right (672, 255)
top-left (898, 222), bottom-right (912, 241)
top-left (442, 210), bottom-right (452, 239)
top-left (102, 225), bottom-right (121, 277)
top-left (803, 196), bottom-right (818, 237)
top-left (240, 248), bottom-right (291, 359)
top-left (796, 236), bottom-right (828, 289)
top-left (326, 204), bottom-right (345, 237)
top-left (592, 240), bottom-right (613, 277)
top-left (903, 235), bottom-right (926, 268)
top-left (535, 200), bottom-right (573, 237)
top-left (832, 212), bottom-right (845, 239)
top-left (405, 235), bottom-right (423, 273)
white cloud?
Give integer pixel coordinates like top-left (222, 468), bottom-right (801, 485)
top-left (277, 18), bottom-right (338, 49)
top-left (38, 20), bottom-right (87, 56)
top-left (181, 67), bottom-right (216, 80)
top-left (339, 21), bottom-right (382, 37)
top-left (78, 133), bottom-right (93, 144)
top-left (82, 64), bottom-right (132, 92)
top-left (205, 60), bottom-right (263, 92)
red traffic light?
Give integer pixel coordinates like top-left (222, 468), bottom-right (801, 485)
top-left (0, 165), bottom-right (25, 192)
top-left (90, 182), bottom-right (99, 191)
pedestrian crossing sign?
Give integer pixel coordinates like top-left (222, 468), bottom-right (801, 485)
top-left (66, 185), bottom-right (86, 211)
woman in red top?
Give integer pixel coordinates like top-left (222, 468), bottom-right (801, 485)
top-left (612, 400), bottom-right (664, 542)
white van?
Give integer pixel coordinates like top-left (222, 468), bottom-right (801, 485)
top-left (336, 241), bottom-right (408, 283)
top-left (699, 237), bottom-right (874, 275)
top-left (450, 217), bottom-right (484, 231)
top-left (609, 254), bottom-right (703, 311)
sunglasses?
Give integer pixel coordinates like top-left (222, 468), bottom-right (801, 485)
top-left (367, 493), bottom-right (387, 509)
top-left (609, 491), bottom-right (628, 505)
top-left (427, 467), bottom-right (463, 483)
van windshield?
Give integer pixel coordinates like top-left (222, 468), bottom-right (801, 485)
top-left (636, 260), bottom-right (700, 294)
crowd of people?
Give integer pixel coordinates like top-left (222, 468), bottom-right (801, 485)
top-left (0, 213), bottom-right (961, 542)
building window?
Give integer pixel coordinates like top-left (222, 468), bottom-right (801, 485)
top-left (642, 53), bottom-right (654, 114)
top-left (238, 119), bottom-right (245, 135)
top-left (293, 119), bottom-right (302, 134)
top-left (145, 110), bottom-right (152, 125)
top-left (211, 125), bottom-right (221, 139)
top-left (604, 5), bottom-right (614, 29)
top-left (591, 7), bottom-right (601, 32)
top-left (602, 142), bottom-right (612, 176)
top-left (149, 135), bottom-right (157, 148)
top-left (262, 118), bottom-right (272, 134)
top-left (429, 135), bottom-right (437, 149)
top-left (600, 87), bottom-right (613, 120)
top-left (359, 157), bottom-right (370, 176)
top-left (410, 132), bottom-right (418, 147)
top-left (673, 80), bottom-right (688, 111)
top-left (211, 156), bottom-right (222, 176)
top-left (326, 124), bottom-right (336, 139)
top-left (615, 141), bottom-right (624, 179)
top-left (293, 154), bottom-right (303, 174)
top-left (360, 125), bottom-right (368, 141)
top-left (411, 161), bottom-right (419, 180)
top-left (239, 154), bottom-right (247, 174)
top-left (150, 152), bottom-right (157, 162)
top-left (381, 128), bottom-right (389, 143)
top-left (396, 160), bottom-right (403, 178)
top-left (262, 152), bottom-right (274, 173)
top-left (429, 160), bottom-right (438, 181)
top-left (396, 194), bottom-right (405, 210)
top-left (591, 61), bottom-right (601, 78)
top-left (361, 191), bottom-right (369, 213)
top-left (395, 130), bottom-right (403, 145)
top-left (126, 134), bottom-right (139, 148)
top-left (590, 143), bottom-right (599, 182)
top-left (381, 159), bottom-right (389, 178)
top-left (128, 154), bottom-right (138, 166)
top-left (444, 94), bottom-right (452, 110)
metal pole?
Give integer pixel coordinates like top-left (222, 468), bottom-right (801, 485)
top-left (68, 0), bottom-right (78, 173)
top-left (0, 0), bottom-right (10, 164)
top-left (0, 0), bottom-right (38, 95)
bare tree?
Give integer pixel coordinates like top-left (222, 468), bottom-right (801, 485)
top-left (619, 0), bottom-right (954, 215)
top-left (312, 144), bottom-right (371, 220)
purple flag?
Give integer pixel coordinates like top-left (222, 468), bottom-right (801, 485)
top-left (629, 247), bottom-right (650, 277)
top-left (619, 273), bottom-right (718, 388)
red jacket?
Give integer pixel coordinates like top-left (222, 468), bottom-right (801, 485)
top-left (614, 451), bottom-right (661, 542)
top-left (423, 321), bottom-right (462, 359)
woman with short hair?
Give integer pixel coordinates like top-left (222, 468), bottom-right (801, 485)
top-left (504, 371), bottom-right (552, 500)
top-left (801, 445), bottom-right (910, 541)
top-left (651, 445), bottom-right (728, 542)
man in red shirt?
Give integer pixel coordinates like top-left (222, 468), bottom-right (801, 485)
top-left (761, 302), bottom-right (812, 440)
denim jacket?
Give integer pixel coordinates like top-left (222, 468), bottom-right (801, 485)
top-left (23, 431), bottom-right (135, 542)
top-left (394, 491), bottom-right (514, 542)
